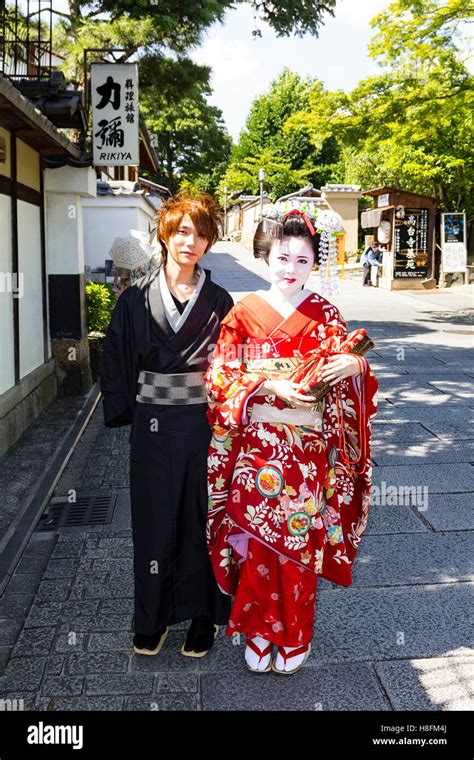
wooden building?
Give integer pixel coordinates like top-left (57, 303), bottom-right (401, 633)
top-left (361, 186), bottom-right (439, 290)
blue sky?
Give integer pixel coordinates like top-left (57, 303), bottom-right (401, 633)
top-left (191, 0), bottom-right (394, 140)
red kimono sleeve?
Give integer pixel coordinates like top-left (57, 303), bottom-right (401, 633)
top-left (205, 305), bottom-right (266, 428)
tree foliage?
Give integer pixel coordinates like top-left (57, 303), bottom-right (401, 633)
top-left (278, 0), bottom-right (473, 244)
top-left (47, 1), bottom-right (337, 192)
top-left (221, 69), bottom-right (341, 200)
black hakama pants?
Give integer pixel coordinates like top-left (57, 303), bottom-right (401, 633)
top-left (129, 401), bottom-right (231, 634)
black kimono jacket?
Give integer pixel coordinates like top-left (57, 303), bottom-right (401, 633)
top-left (99, 265), bottom-right (234, 633)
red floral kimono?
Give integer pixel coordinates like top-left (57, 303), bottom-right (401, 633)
top-left (205, 290), bottom-right (379, 646)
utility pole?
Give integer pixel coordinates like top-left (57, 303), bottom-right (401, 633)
top-left (223, 185), bottom-right (228, 239)
top-left (259, 168), bottom-right (265, 220)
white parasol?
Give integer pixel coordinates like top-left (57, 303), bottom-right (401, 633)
top-left (108, 229), bottom-right (153, 271)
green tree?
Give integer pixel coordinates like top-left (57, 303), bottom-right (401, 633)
top-left (46, 1), bottom-right (337, 192)
top-left (52, 0), bottom-right (338, 85)
top-left (221, 69), bottom-right (341, 200)
top-left (284, 0), bottom-right (474, 246)
top-left (140, 71), bottom-right (232, 192)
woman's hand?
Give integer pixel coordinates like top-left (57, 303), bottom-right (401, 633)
top-left (261, 380), bottom-right (317, 409)
top-left (319, 354), bottom-right (365, 386)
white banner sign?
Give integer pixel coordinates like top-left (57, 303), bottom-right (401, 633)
top-left (91, 63), bottom-right (139, 166)
top-left (441, 212), bottom-right (467, 273)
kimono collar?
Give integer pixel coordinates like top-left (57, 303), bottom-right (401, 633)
top-left (255, 287), bottom-right (313, 319)
top-left (159, 263), bottom-right (207, 333)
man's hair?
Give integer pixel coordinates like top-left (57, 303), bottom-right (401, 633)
top-left (253, 214), bottom-right (319, 268)
top-left (156, 189), bottom-right (222, 264)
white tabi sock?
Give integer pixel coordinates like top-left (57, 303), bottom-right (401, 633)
top-left (274, 645), bottom-right (308, 673)
top-left (245, 635), bottom-right (272, 671)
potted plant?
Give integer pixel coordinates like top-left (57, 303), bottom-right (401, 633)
top-left (86, 281), bottom-right (116, 381)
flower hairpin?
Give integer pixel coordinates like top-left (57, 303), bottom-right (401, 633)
top-left (261, 201), bottom-right (344, 297)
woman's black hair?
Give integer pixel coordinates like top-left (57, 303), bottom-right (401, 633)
top-left (253, 214), bottom-right (320, 268)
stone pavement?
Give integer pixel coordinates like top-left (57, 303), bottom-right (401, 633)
top-left (0, 242), bottom-right (473, 711)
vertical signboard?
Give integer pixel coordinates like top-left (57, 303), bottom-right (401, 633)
top-left (91, 63), bottom-right (139, 166)
top-left (441, 212), bottom-right (467, 273)
top-left (394, 207), bottom-right (429, 278)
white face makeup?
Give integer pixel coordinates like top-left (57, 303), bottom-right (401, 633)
top-left (267, 236), bottom-right (315, 298)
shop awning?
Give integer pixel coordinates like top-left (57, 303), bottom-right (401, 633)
top-left (360, 208), bottom-right (383, 229)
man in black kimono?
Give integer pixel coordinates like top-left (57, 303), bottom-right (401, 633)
top-left (100, 193), bottom-right (233, 657)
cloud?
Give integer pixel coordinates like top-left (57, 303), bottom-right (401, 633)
top-left (192, 36), bottom-right (259, 86)
top-left (332, 0), bottom-right (391, 25)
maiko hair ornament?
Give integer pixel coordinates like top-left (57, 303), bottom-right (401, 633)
top-left (261, 200), bottom-right (344, 297)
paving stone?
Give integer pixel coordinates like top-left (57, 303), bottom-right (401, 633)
top-left (81, 548), bottom-right (109, 560)
top-left (80, 582), bottom-right (131, 599)
top-left (0, 646), bottom-right (12, 672)
top-left (125, 694), bottom-right (198, 711)
top-left (365, 504), bottom-right (428, 535)
top-left (199, 633), bottom-right (246, 672)
top-left (63, 600), bottom-right (101, 617)
top-left (66, 653), bottom-right (129, 675)
top-left (50, 542), bottom-right (84, 559)
top-left (85, 673), bottom-right (153, 696)
top-left (35, 696), bottom-right (125, 710)
top-left (41, 676), bottom-right (85, 696)
top-left (373, 440), bottom-right (474, 466)
top-left (428, 379), bottom-right (474, 399)
top-left (11, 627), bottom-right (55, 657)
top-left (87, 632), bottom-right (132, 652)
top-left (352, 531), bottom-right (474, 586)
top-left (376, 654), bottom-right (474, 710)
top-left (24, 602), bottom-right (63, 628)
top-left (420, 493), bottom-right (474, 532)
top-left (371, 423), bottom-right (439, 443)
top-left (56, 534), bottom-right (88, 545)
top-left (201, 663), bottom-right (389, 711)
top-left (42, 558), bottom-right (80, 578)
top-left (372, 463), bottom-right (474, 493)
top-left (99, 598), bottom-right (134, 614)
top-left (14, 555), bottom-right (50, 575)
top-left (0, 595), bottom-right (35, 619)
top-left (59, 614), bottom-right (133, 632)
top-left (0, 656), bottom-right (48, 691)
top-left (54, 627), bottom-right (86, 654)
top-left (375, 405), bottom-right (474, 424)
top-left (421, 420), bottom-right (474, 441)
top-left (155, 673), bottom-right (198, 693)
top-left (2, 575), bottom-right (40, 595)
top-left (45, 656), bottom-right (65, 676)
top-left (96, 537), bottom-right (133, 549)
top-left (0, 619), bottom-right (24, 646)
top-left (310, 584), bottom-right (470, 663)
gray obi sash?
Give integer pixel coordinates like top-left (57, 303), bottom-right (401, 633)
top-left (136, 370), bottom-right (207, 405)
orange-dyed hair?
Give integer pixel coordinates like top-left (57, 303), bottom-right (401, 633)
top-left (156, 189), bottom-right (222, 263)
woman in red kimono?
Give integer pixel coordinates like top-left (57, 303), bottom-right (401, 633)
top-left (205, 207), bottom-right (379, 675)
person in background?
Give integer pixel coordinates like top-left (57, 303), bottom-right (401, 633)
top-left (113, 266), bottom-right (132, 297)
top-left (361, 240), bottom-right (382, 287)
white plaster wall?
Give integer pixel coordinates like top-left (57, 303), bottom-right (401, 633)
top-left (45, 193), bottom-right (83, 275)
top-left (17, 200), bottom-right (44, 379)
top-left (0, 194), bottom-right (15, 394)
top-left (82, 198), bottom-right (155, 269)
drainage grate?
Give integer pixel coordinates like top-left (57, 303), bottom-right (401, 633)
top-left (36, 493), bottom-right (117, 531)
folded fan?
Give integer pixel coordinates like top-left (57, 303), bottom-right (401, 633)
top-left (288, 331), bottom-right (375, 403)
